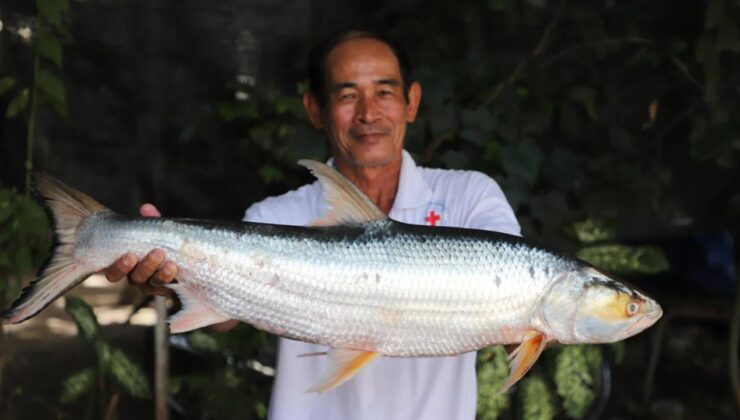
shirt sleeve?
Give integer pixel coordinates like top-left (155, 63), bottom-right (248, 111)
top-left (243, 181), bottom-right (322, 226)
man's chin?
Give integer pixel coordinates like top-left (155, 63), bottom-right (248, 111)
top-left (351, 152), bottom-right (400, 168)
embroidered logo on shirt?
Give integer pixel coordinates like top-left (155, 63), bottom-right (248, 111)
top-left (424, 201), bottom-right (446, 226)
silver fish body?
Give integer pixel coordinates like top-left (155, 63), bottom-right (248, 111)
top-left (78, 212), bottom-right (581, 357)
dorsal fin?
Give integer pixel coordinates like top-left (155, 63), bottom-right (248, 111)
top-left (297, 160), bottom-right (387, 227)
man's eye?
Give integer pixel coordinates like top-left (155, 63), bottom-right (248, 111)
top-left (340, 92), bottom-right (357, 100)
top-left (379, 90), bottom-right (393, 97)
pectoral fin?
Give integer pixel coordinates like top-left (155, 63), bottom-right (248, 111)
top-left (166, 283), bottom-right (230, 334)
top-left (306, 348), bottom-right (379, 393)
top-left (499, 331), bottom-right (547, 394)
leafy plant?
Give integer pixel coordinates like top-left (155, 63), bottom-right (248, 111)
top-left (168, 326), bottom-right (273, 419)
top-left (59, 297), bottom-right (151, 419)
top-left (1, 0), bottom-right (68, 191)
top-left (0, 188), bottom-right (50, 416)
top-left (0, 0), bottom-right (68, 414)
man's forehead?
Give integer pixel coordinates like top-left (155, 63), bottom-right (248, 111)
top-left (325, 38), bottom-right (402, 80)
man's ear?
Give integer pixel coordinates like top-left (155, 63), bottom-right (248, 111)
top-left (405, 81), bottom-right (422, 123)
top-left (303, 91), bottom-right (323, 129)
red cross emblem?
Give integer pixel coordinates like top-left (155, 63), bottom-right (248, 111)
top-left (425, 210), bottom-right (441, 226)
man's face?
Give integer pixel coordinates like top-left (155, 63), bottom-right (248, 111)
top-left (304, 37), bottom-right (421, 169)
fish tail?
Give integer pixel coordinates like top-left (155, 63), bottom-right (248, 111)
top-left (1, 174), bottom-right (107, 324)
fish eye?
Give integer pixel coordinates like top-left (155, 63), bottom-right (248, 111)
top-left (625, 302), bottom-right (640, 317)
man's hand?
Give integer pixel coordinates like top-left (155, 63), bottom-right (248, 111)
top-left (102, 204), bottom-right (177, 296)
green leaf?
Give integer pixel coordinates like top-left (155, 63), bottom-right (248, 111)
top-left (59, 367), bottom-right (95, 404)
top-left (705, 0), bottom-right (725, 29)
top-left (37, 30), bottom-right (63, 67)
top-left (518, 374), bottom-right (556, 420)
top-left (10, 247), bottom-right (32, 279)
top-left (43, 94), bottom-right (68, 120)
top-left (487, 0), bottom-right (510, 11)
top-left (567, 86), bottom-right (599, 121)
top-left (95, 340), bottom-right (112, 372)
top-left (255, 401), bottom-right (268, 419)
top-left (0, 77), bottom-right (17, 97)
top-left (718, 19), bottom-right (740, 52)
top-left (36, 0), bottom-right (64, 29)
top-left (37, 69), bottom-right (66, 105)
top-left (576, 244), bottom-right (669, 274)
top-left (552, 346), bottom-right (602, 419)
top-left (6, 88), bottom-right (29, 118)
top-left (526, 0), bottom-right (547, 7)
top-left (500, 140), bottom-right (544, 185)
top-left (573, 219), bottom-right (615, 243)
top-left (259, 165), bottom-right (284, 183)
top-left (186, 330), bottom-right (220, 353)
top-left (0, 194), bottom-right (13, 223)
top-left (64, 296), bottom-right (100, 342)
top-left (695, 35), bottom-right (720, 104)
top-left (108, 346), bottom-right (152, 399)
top-left (284, 124), bottom-right (327, 161)
top-left (476, 346), bottom-right (511, 419)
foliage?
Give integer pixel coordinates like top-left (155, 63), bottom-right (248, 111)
top-left (169, 325), bottom-right (273, 419)
top-left (476, 346), bottom-right (511, 418)
top-left (550, 345), bottom-right (603, 419)
top-left (0, 0), bottom-right (69, 191)
top-left (518, 373), bottom-right (556, 420)
top-left (0, 188), bottom-right (50, 306)
top-left (60, 297), bottom-right (151, 417)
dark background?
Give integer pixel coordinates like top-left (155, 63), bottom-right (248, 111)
top-left (0, 0), bottom-right (738, 419)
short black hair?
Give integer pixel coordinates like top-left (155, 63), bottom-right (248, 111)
top-left (307, 30), bottom-right (414, 107)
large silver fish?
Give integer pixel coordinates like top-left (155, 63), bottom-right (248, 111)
top-left (2, 161), bottom-right (662, 393)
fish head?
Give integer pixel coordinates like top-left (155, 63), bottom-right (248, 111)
top-left (538, 267), bottom-right (662, 344)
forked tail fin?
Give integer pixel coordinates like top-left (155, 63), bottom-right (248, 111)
top-left (1, 174), bottom-right (107, 324)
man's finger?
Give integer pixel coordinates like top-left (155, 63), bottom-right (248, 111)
top-left (150, 261), bottom-right (178, 286)
top-left (104, 253), bottom-right (137, 282)
top-left (140, 203), bottom-right (161, 218)
top-left (130, 249), bottom-right (166, 284)
top-left (140, 281), bottom-right (173, 297)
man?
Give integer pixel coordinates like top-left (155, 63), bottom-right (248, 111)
top-left (105, 30), bottom-right (520, 419)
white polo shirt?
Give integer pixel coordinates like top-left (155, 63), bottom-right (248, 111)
top-left (244, 150), bottom-right (520, 420)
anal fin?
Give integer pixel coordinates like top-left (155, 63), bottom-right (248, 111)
top-left (306, 348), bottom-right (379, 393)
top-left (499, 331), bottom-right (547, 394)
top-left (166, 283), bottom-right (230, 334)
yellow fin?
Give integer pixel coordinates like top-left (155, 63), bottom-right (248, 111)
top-left (297, 160), bottom-right (386, 226)
top-left (306, 348), bottom-right (379, 393)
top-left (498, 331), bottom-right (547, 394)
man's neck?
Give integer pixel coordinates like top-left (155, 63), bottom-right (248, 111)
top-left (335, 157), bottom-right (402, 215)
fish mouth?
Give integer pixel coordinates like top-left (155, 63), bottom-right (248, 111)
top-left (622, 303), bottom-right (663, 338)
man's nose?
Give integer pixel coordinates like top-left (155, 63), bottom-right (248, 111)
top-left (357, 95), bottom-right (380, 123)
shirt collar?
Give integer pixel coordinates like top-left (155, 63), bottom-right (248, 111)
top-left (392, 150), bottom-right (432, 210)
top-left (326, 149), bottom-right (432, 211)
